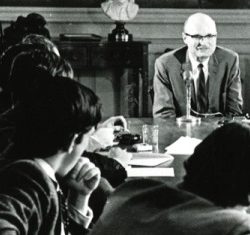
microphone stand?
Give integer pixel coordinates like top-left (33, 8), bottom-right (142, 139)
top-left (176, 71), bottom-right (201, 125)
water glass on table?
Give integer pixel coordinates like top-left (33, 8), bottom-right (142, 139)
top-left (142, 124), bottom-right (159, 153)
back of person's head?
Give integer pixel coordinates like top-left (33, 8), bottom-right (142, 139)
top-left (0, 43), bottom-right (56, 112)
top-left (3, 12), bottom-right (50, 49)
top-left (182, 122), bottom-right (250, 207)
top-left (0, 42), bottom-right (62, 89)
top-left (0, 43), bottom-right (47, 91)
top-left (11, 74), bottom-right (102, 159)
top-left (56, 57), bottom-right (74, 78)
top-left (22, 34), bottom-right (60, 56)
top-left (0, 44), bottom-right (73, 110)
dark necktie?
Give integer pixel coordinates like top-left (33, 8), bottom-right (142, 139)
top-left (197, 63), bottom-right (208, 113)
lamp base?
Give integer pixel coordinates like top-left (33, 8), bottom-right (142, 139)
top-left (108, 21), bottom-right (133, 42)
top-left (176, 115), bottom-right (201, 125)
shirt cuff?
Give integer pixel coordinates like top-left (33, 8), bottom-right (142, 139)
top-left (68, 204), bottom-right (93, 229)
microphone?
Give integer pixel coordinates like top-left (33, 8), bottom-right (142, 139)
top-left (182, 70), bottom-right (193, 87)
top-left (176, 64), bottom-right (201, 124)
top-left (182, 67), bottom-right (193, 119)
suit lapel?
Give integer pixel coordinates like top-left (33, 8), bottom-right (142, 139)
top-left (174, 47), bottom-right (188, 109)
top-left (175, 47), bottom-right (196, 110)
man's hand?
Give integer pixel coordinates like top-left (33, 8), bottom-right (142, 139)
top-left (99, 116), bottom-right (128, 131)
top-left (86, 127), bottom-right (115, 152)
top-left (65, 157), bottom-right (101, 196)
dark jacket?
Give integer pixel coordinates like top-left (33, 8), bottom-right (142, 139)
top-left (153, 46), bottom-right (243, 118)
top-left (0, 159), bottom-right (89, 234)
top-left (90, 179), bottom-right (250, 235)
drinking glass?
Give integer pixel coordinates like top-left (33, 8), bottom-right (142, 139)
top-left (142, 124), bottom-right (159, 153)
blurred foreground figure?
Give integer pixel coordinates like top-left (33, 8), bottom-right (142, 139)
top-left (90, 122), bottom-right (250, 235)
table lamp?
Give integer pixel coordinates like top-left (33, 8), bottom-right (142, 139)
top-left (101, 0), bottom-right (139, 42)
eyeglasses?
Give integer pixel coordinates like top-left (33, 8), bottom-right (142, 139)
top-left (185, 33), bottom-right (217, 41)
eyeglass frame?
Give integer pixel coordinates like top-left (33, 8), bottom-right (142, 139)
top-left (184, 33), bottom-right (217, 41)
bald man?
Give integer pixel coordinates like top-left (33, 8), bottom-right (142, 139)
top-left (153, 13), bottom-right (243, 119)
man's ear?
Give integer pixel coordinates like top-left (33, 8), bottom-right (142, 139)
top-left (68, 133), bottom-right (79, 153)
top-left (75, 133), bottom-right (84, 144)
top-left (182, 32), bottom-right (187, 45)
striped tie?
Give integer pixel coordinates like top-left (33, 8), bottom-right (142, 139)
top-left (197, 63), bottom-right (208, 113)
top-left (57, 188), bottom-right (70, 235)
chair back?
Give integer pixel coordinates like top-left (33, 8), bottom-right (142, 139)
top-left (148, 86), bottom-right (154, 104)
top-left (0, 22), bottom-right (3, 54)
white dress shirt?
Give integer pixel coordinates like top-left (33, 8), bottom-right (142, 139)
top-left (188, 52), bottom-right (209, 99)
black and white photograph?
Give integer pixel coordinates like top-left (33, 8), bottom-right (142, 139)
top-left (0, 0), bottom-right (250, 234)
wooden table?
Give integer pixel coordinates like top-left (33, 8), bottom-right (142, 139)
top-left (126, 117), bottom-right (220, 186)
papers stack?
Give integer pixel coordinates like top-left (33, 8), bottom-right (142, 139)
top-left (127, 167), bottom-right (174, 177)
top-left (127, 152), bottom-right (174, 177)
top-left (129, 152), bottom-right (173, 167)
top-left (165, 136), bottom-right (202, 155)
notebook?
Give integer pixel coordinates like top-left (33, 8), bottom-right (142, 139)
top-left (129, 152), bottom-right (173, 167)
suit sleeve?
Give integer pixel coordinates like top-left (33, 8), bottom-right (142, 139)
top-left (0, 163), bottom-right (53, 235)
top-left (153, 57), bottom-right (177, 118)
top-left (225, 53), bottom-right (243, 116)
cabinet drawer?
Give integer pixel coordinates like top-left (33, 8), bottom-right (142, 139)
top-left (59, 46), bottom-right (88, 68)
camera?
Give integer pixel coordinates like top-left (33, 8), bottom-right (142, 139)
top-left (116, 133), bottom-right (141, 145)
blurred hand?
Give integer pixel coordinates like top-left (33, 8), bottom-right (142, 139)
top-left (108, 147), bottom-right (132, 168)
top-left (65, 157), bottom-right (101, 196)
top-left (99, 116), bottom-right (128, 131)
top-left (86, 127), bottom-right (115, 152)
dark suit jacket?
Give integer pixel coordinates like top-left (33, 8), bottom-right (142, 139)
top-left (153, 46), bottom-right (243, 118)
top-left (90, 179), bottom-right (250, 235)
top-left (0, 159), bottom-right (89, 234)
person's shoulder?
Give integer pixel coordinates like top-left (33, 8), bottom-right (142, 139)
top-left (156, 46), bottom-right (186, 65)
top-left (0, 159), bottom-right (54, 191)
top-left (215, 46), bottom-right (239, 59)
top-left (216, 208), bottom-right (250, 234)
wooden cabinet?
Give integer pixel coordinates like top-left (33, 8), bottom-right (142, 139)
top-left (55, 40), bottom-right (150, 117)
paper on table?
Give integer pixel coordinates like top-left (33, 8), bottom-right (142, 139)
top-left (165, 136), bottom-right (202, 155)
top-left (127, 167), bottom-right (174, 177)
top-left (129, 152), bottom-right (173, 166)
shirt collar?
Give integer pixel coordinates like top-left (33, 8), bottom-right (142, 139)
top-left (34, 158), bottom-right (59, 190)
top-left (188, 50), bottom-right (209, 72)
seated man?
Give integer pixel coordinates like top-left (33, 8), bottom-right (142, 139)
top-left (153, 12), bottom-right (243, 118)
top-left (90, 122), bottom-right (250, 235)
top-left (0, 73), bottom-right (101, 234)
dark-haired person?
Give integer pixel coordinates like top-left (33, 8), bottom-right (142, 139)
top-left (0, 75), bottom-right (101, 234)
top-left (3, 12), bottom-right (51, 49)
top-left (0, 46), bottom-right (64, 154)
top-left (0, 49), bottom-right (130, 224)
top-left (0, 43), bottom-right (64, 113)
top-left (153, 12), bottom-right (243, 119)
top-left (0, 45), bottom-right (130, 191)
top-left (22, 33), bottom-right (60, 56)
top-left (90, 122), bottom-right (250, 235)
